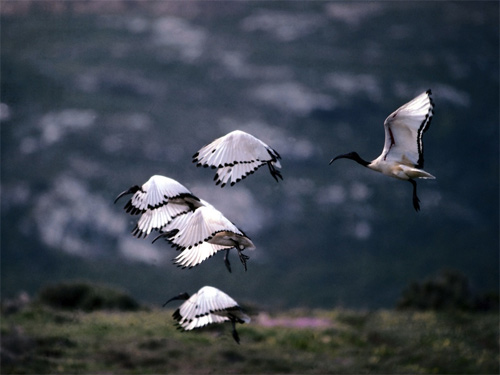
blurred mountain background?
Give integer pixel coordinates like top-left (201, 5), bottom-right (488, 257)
top-left (1, 1), bottom-right (498, 310)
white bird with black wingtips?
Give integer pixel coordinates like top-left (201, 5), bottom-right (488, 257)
top-left (163, 286), bottom-right (251, 344)
top-left (329, 90), bottom-right (435, 211)
top-left (114, 175), bottom-right (203, 238)
top-left (115, 175), bottom-right (255, 272)
top-left (193, 129), bottom-right (283, 187)
top-left (154, 204), bottom-right (255, 272)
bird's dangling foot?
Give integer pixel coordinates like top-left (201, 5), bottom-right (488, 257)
top-left (224, 249), bottom-right (232, 273)
top-left (238, 250), bottom-right (249, 271)
top-left (409, 179), bottom-right (420, 212)
top-left (231, 320), bottom-right (241, 344)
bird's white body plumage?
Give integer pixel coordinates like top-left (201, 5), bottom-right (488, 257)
top-left (163, 205), bottom-right (255, 269)
top-left (369, 90), bottom-right (435, 180)
top-left (174, 286), bottom-right (250, 331)
top-left (193, 130), bottom-right (282, 187)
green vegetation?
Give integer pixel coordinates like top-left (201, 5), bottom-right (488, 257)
top-left (2, 301), bottom-right (498, 374)
top-left (37, 281), bottom-right (140, 312)
top-left (397, 269), bottom-right (499, 312)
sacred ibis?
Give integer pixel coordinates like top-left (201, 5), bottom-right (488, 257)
top-left (329, 90), bottom-right (435, 211)
top-left (114, 175), bottom-right (203, 238)
top-left (163, 286), bottom-right (251, 344)
top-left (193, 129), bottom-right (282, 187)
top-left (115, 175), bottom-right (255, 271)
top-left (154, 204), bottom-right (255, 272)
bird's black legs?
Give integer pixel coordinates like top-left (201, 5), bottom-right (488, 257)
top-left (238, 250), bottom-right (249, 272)
top-left (228, 240), bottom-right (250, 272)
top-left (224, 249), bottom-right (232, 273)
top-left (409, 179), bottom-right (420, 212)
top-left (224, 249), bottom-right (249, 273)
top-left (231, 320), bottom-right (240, 344)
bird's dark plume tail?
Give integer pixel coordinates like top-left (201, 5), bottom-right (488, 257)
top-left (267, 162), bottom-right (283, 182)
top-left (329, 152), bottom-right (370, 167)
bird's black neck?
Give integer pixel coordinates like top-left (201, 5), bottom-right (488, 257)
top-left (331, 152), bottom-right (370, 167)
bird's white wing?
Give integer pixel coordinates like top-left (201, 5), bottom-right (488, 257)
top-left (175, 287), bottom-right (241, 330)
top-left (173, 242), bottom-right (231, 268)
top-left (199, 287), bottom-right (250, 324)
top-left (164, 206), bottom-right (242, 250)
top-left (174, 293), bottom-right (226, 330)
top-left (215, 161), bottom-right (265, 187)
top-left (199, 286), bottom-right (240, 312)
top-left (132, 203), bottom-right (192, 238)
top-left (120, 175), bottom-right (201, 237)
top-left (381, 90), bottom-right (434, 168)
top-left (193, 130), bottom-right (281, 186)
top-left (193, 130), bottom-right (278, 167)
top-left (182, 313), bottom-right (229, 331)
top-left (128, 175), bottom-right (195, 212)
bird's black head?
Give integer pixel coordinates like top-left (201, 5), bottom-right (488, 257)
top-left (329, 152), bottom-right (369, 167)
top-left (113, 185), bottom-right (142, 204)
top-left (151, 229), bottom-right (179, 244)
top-left (162, 292), bottom-right (190, 307)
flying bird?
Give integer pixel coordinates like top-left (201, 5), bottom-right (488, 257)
top-left (154, 204), bottom-right (255, 272)
top-left (193, 130), bottom-right (282, 187)
top-left (163, 286), bottom-right (251, 344)
top-left (114, 175), bottom-right (203, 238)
top-left (115, 175), bottom-right (255, 271)
top-left (329, 90), bottom-right (435, 211)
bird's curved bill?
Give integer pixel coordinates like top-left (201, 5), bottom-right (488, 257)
top-left (329, 154), bottom-right (348, 165)
top-left (113, 190), bottom-right (131, 204)
top-left (162, 293), bottom-right (188, 307)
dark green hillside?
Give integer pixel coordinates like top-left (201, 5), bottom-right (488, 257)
top-left (1, 1), bottom-right (498, 310)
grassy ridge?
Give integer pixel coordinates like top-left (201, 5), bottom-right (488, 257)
top-left (2, 305), bottom-right (498, 374)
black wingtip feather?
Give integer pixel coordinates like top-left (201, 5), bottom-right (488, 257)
top-left (415, 89), bottom-right (434, 169)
